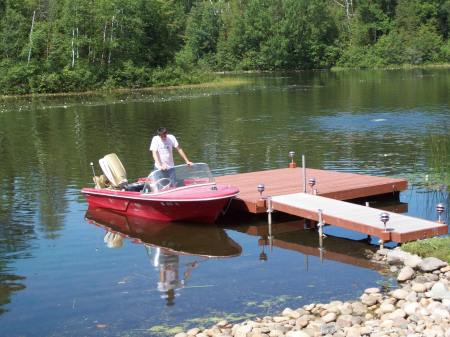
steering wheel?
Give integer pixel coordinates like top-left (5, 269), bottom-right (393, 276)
top-left (153, 177), bottom-right (171, 191)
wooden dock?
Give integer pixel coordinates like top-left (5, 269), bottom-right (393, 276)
top-left (216, 167), bottom-right (447, 243)
top-left (216, 167), bottom-right (408, 213)
top-left (272, 193), bottom-right (447, 243)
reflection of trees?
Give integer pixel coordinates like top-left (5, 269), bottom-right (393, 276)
top-left (425, 133), bottom-right (449, 187)
top-left (0, 272), bottom-right (26, 315)
top-left (0, 180), bottom-right (35, 315)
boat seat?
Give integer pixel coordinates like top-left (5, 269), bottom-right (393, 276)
top-left (99, 153), bottom-right (128, 189)
top-left (124, 182), bottom-right (145, 192)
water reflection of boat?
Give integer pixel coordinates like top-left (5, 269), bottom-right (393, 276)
top-left (82, 154), bottom-right (239, 223)
top-left (85, 208), bottom-right (242, 258)
top-left (85, 208), bottom-right (242, 306)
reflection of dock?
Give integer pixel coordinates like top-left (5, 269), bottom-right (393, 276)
top-left (217, 167), bottom-right (447, 243)
top-left (230, 221), bottom-right (383, 271)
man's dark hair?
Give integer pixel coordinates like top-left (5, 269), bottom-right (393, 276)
top-left (157, 127), bottom-right (167, 135)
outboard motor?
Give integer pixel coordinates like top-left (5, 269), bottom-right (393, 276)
top-left (99, 153), bottom-right (128, 189)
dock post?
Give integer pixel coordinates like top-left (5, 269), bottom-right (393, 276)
top-left (308, 177), bottom-right (316, 194)
top-left (436, 203), bottom-right (445, 223)
top-left (289, 151), bottom-right (297, 168)
top-left (302, 154), bottom-right (306, 193)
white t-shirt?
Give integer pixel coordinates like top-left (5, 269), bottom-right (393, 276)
top-left (149, 134), bottom-right (179, 168)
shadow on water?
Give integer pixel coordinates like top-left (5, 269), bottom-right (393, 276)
top-left (223, 214), bottom-right (383, 271)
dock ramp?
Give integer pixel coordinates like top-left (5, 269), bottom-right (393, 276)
top-left (271, 193), bottom-right (447, 243)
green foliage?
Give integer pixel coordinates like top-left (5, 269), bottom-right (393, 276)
top-left (402, 238), bottom-right (450, 263)
top-left (0, 0), bottom-right (449, 95)
top-left (0, 61), bottom-right (37, 94)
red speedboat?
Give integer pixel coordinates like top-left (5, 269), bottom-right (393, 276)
top-left (82, 154), bottom-right (239, 224)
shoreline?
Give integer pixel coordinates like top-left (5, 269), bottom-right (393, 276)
top-left (0, 78), bottom-right (249, 101)
top-left (174, 248), bottom-right (450, 337)
top-left (1, 64), bottom-right (449, 100)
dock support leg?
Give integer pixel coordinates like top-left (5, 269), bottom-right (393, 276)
top-left (267, 196), bottom-right (273, 249)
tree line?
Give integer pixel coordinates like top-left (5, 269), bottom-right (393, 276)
top-left (0, 0), bottom-right (448, 95)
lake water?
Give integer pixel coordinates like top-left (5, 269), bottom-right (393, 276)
top-left (0, 69), bottom-right (449, 337)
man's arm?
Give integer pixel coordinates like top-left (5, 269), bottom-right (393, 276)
top-left (176, 147), bottom-right (193, 166)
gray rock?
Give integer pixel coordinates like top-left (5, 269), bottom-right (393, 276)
top-left (388, 308), bottom-right (406, 319)
top-left (273, 316), bottom-right (289, 323)
top-left (336, 314), bottom-right (353, 328)
top-left (174, 333), bottom-right (187, 337)
top-left (427, 282), bottom-right (450, 300)
top-left (187, 328), bottom-right (200, 336)
top-left (216, 320), bottom-right (228, 328)
top-left (397, 266), bottom-right (415, 282)
top-left (286, 331), bottom-right (310, 337)
top-left (269, 330), bottom-right (285, 337)
top-left (351, 302), bottom-right (367, 316)
top-left (418, 257), bottom-right (447, 272)
top-left (403, 302), bottom-right (419, 315)
top-left (379, 303), bottom-right (396, 314)
top-left (391, 289), bottom-right (409, 300)
top-left (283, 308), bottom-right (301, 319)
top-left (411, 283), bottom-right (427, 293)
top-left (322, 312), bottom-right (337, 323)
top-left (234, 324), bottom-right (253, 337)
top-left (346, 326), bottom-right (362, 337)
top-left (405, 291), bottom-right (418, 302)
top-left (404, 255), bottom-right (423, 269)
top-left (321, 322), bottom-right (337, 335)
top-left (360, 293), bottom-right (381, 306)
top-left (391, 317), bottom-right (408, 329)
top-left (296, 315), bottom-right (311, 329)
top-left (387, 250), bottom-right (411, 265)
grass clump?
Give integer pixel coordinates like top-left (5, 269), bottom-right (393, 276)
top-left (402, 237), bottom-right (450, 263)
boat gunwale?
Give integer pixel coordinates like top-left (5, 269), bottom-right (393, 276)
top-left (81, 182), bottom-right (239, 202)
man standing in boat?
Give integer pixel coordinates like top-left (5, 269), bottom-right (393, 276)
top-left (149, 127), bottom-right (192, 186)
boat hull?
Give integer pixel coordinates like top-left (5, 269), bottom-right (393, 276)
top-left (82, 184), bottom-right (238, 224)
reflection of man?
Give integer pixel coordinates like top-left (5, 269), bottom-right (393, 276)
top-left (147, 246), bottom-right (197, 306)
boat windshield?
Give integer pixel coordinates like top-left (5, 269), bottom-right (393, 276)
top-left (142, 163), bottom-right (215, 193)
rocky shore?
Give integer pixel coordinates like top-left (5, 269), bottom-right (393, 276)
top-left (174, 248), bottom-right (450, 337)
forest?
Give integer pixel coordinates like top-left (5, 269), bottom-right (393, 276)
top-left (0, 0), bottom-right (449, 95)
